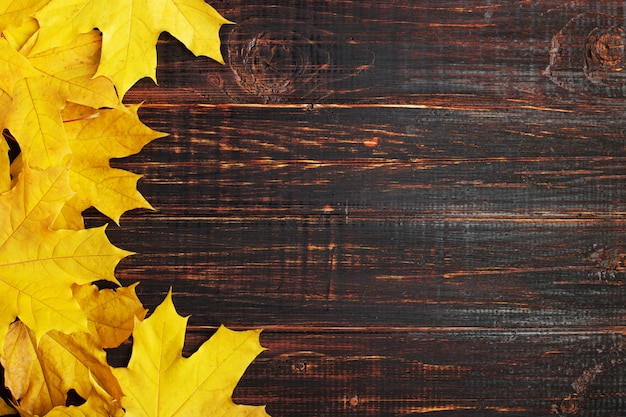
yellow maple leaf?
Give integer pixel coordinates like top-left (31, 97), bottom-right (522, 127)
top-left (72, 282), bottom-right (148, 348)
top-left (53, 103), bottom-right (166, 229)
top-left (0, 38), bottom-right (39, 96)
top-left (0, 0), bottom-right (47, 33)
top-left (24, 30), bottom-right (120, 110)
top-left (33, 0), bottom-right (232, 98)
top-left (2, 17), bottom-right (39, 52)
top-left (0, 91), bottom-right (12, 138)
top-left (2, 321), bottom-right (123, 416)
top-left (0, 28), bottom-right (120, 170)
top-left (5, 76), bottom-right (69, 169)
top-left (0, 164), bottom-right (130, 346)
top-left (0, 136), bottom-right (10, 193)
top-left (113, 291), bottom-right (270, 417)
top-left (46, 395), bottom-right (123, 417)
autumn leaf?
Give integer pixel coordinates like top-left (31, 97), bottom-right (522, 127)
top-left (0, 0), bottom-right (47, 33)
top-left (24, 30), bottom-right (120, 110)
top-left (72, 282), bottom-right (147, 348)
top-left (33, 0), bottom-right (232, 98)
top-left (0, 28), bottom-right (120, 170)
top-left (0, 164), bottom-right (130, 347)
top-left (0, 94), bottom-right (12, 150)
top-left (0, 397), bottom-right (16, 417)
top-left (0, 38), bottom-right (39, 97)
top-left (113, 291), bottom-right (269, 417)
top-left (2, 17), bottom-right (39, 52)
top-left (45, 376), bottom-right (124, 417)
top-left (0, 137), bottom-right (10, 193)
top-left (0, 3), bottom-right (268, 417)
top-left (0, 283), bottom-right (145, 415)
top-left (2, 321), bottom-right (123, 416)
top-left (53, 103), bottom-right (165, 229)
top-left (5, 76), bottom-right (69, 169)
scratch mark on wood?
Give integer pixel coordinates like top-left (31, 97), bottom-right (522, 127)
top-left (443, 266), bottom-right (588, 279)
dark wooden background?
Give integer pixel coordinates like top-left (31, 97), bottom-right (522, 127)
top-left (90, 1), bottom-right (626, 416)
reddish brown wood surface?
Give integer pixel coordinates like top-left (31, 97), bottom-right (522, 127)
top-left (93, 1), bottom-right (626, 415)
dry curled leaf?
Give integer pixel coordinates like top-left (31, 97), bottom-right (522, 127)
top-left (2, 321), bottom-right (123, 416)
top-left (0, 397), bottom-right (16, 417)
top-left (45, 376), bottom-right (124, 417)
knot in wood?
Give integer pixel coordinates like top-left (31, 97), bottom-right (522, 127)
top-left (345, 393), bottom-right (360, 409)
top-left (224, 17), bottom-right (374, 103)
top-left (558, 395), bottom-right (581, 415)
top-left (546, 12), bottom-right (626, 97)
top-left (292, 360), bottom-right (307, 373)
top-left (227, 21), bottom-right (330, 102)
top-left (584, 26), bottom-right (626, 79)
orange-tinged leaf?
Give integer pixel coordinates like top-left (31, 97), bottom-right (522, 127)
top-left (54, 103), bottom-right (165, 228)
top-left (113, 291), bottom-right (270, 417)
top-left (34, 0), bottom-right (232, 97)
top-left (2, 321), bottom-right (123, 416)
top-left (3, 322), bottom-right (61, 415)
top-left (0, 397), bottom-right (16, 417)
top-left (73, 282), bottom-right (147, 348)
top-left (45, 376), bottom-right (124, 417)
top-left (0, 164), bottom-right (130, 347)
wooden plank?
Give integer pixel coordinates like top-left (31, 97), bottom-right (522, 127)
top-left (103, 214), bottom-right (626, 329)
top-left (105, 328), bottom-right (626, 416)
top-left (125, 1), bottom-right (626, 105)
top-left (94, 102), bottom-right (626, 330)
top-left (207, 330), bottom-right (626, 416)
top-left (118, 105), bottom-right (626, 219)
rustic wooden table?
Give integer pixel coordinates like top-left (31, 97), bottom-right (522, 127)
top-left (94, 1), bottom-right (626, 416)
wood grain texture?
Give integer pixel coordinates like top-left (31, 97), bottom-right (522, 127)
top-left (91, 1), bottom-right (626, 416)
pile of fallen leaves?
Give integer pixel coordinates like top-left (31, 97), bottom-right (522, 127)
top-left (0, 1), bottom-right (269, 416)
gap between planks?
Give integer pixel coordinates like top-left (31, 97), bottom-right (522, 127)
top-left (132, 101), bottom-right (577, 113)
top-left (184, 324), bottom-right (626, 335)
